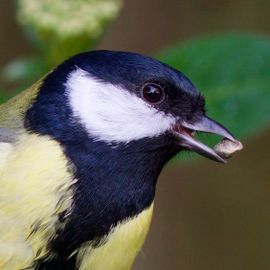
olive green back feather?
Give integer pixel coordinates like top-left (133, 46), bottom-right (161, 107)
top-left (0, 79), bottom-right (42, 142)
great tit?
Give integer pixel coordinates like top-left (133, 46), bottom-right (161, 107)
top-left (0, 50), bottom-right (236, 270)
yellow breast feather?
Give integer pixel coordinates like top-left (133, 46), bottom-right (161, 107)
top-left (0, 133), bottom-right (74, 269)
top-left (77, 204), bottom-right (154, 270)
top-left (0, 143), bottom-right (13, 169)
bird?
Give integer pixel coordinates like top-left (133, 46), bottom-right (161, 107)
top-left (0, 50), bottom-right (236, 270)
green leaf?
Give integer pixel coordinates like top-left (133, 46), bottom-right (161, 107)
top-left (157, 33), bottom-right (270, 139)
top-left (0, 89), bottom-right (12, 104)
top-left (2, 57), bottom-right (47, 83)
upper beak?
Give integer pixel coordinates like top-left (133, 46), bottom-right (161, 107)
top-left (172, 116), bottom-right (236, 163)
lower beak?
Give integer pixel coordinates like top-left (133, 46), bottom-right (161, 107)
top-left (172, 116), bottom-right (235, 163)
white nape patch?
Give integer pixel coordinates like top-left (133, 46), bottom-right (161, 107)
top-left (66, 68), bottom-right (176, 144)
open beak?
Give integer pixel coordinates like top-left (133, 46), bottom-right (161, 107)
top-left (172, 116), bottom-right (235, 163)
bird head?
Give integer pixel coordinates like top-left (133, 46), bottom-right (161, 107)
top-left (26, 50), bottom-right (235, 164)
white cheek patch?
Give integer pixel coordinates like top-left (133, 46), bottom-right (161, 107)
top-left (66, 68), bottom-right (176, 144)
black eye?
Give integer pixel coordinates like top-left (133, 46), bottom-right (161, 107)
top-left (141, 83), bottom-right (165, 104)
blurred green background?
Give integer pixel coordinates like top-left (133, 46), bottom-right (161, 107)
top-left (1, 1), bottom-right (270, 269)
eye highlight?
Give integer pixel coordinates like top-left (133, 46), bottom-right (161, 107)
top-left (141, 83), bottom-right (166, 104)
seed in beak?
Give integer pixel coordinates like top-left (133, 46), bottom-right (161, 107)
top-left (214, 138), bottom-right (243, 159)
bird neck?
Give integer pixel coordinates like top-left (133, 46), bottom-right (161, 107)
top-left (65, 137), bottom-right (174, 235)
top-left (50, 134), bottom-right (177, 257)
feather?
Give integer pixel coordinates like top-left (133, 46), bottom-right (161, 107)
top-left (0, 78), bottom-right (43, 143)
top-left (0, 133), bottom-right (74, 269)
